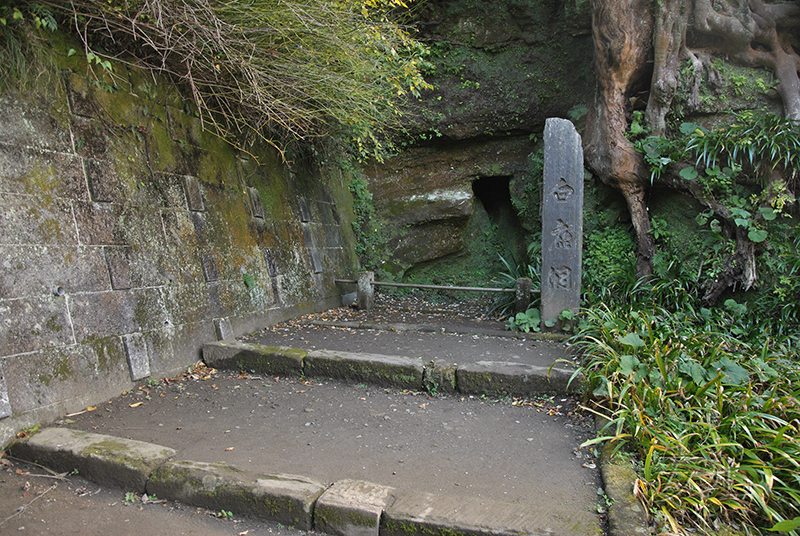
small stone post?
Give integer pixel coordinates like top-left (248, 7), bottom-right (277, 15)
top-left (541, 118), bottom-right (584, 331)
top-left (514, 278), bottom-right (532, 314)
top-left (357, 271), bottom-right (375, 311)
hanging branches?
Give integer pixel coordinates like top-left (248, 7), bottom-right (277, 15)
top-left (38, 0), bottom-right (431, 160)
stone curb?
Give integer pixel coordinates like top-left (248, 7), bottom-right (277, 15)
top-left (6, 427), bottom-right (612, 536)
top-left (457, 361), bottom-right (583, 396)
top-left (8, 427), bottom-right (175, 493)
top-left (202, 341), bottom-right (583, 397)
top-left (594, 418), bottom-right (650, 536)
top-left (202, 341), bottom-right (307, 376)
top-left (383, 490), bottom-right (602, 536)
top-left (305, 350), bottom-right (424, 389)
top-left (147, 460), bottom-right (326, 531)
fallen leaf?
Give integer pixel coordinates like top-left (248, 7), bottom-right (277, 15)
top-left (86, 406), bottom-right (97, 411)
top-left (129, 402), bottom-right (144, 408)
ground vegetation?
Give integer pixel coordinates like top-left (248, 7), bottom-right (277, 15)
top-left (575, 223), bottom-right (800, 534)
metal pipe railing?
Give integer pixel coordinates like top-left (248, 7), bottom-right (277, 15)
top-left (335, 273), bottom-right (537, 313)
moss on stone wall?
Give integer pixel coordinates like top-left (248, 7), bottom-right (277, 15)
top-left (0, 30), bottom-right (358, 445)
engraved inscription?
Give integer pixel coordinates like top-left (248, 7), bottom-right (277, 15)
top-left (551, 178), bottom-right (574, 202)
top-left (548, 266), bottom-right (572, 290)
top-left (551, 219), bottom-right (574, 249)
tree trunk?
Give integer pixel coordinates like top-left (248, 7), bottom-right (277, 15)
top-left (584, 0), bottom-right (655, 275)
top-left (645, 0), bottom-right (688, 136)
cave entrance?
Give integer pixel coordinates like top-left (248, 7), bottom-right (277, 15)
top-left (471, 175), bottom-right (527, 265)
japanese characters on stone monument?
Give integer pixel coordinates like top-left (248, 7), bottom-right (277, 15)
top-left (541, 118), bottom-right (583, 329)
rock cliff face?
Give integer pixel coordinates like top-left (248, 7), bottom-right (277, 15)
top-left (0, 59), bottom-right (357, 444)
top-left (362, 0), bottom-right (594, 282)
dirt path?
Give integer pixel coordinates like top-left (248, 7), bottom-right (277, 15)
top-left (0, 456), bottom-right (321, 535)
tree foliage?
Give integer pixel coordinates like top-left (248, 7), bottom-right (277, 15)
top-left (9, 0), bottom-right (431, 160)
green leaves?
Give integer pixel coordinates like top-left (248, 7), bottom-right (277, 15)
top-left (679, 166), bottom-right (698, 180)
top-left (710, 357), bottom-right (749, 385)
top-left (242, 273), bottom-right (255, 290)
top-left (768, 517), bottom-right (800, 532)
top-left (576, 302), bottom-right (800, 531)
top-left (508, 308), bottom-right (541, 333)
top-left (618, 332), bottom-right (645, 348)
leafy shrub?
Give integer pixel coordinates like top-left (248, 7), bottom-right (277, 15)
top-left (506, 308), bottom-right (540, 332)
top-left (577, 300), bottom-right (800, 533)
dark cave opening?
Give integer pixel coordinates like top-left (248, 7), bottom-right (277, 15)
top-left (471, 175), bottom-right (527, 264)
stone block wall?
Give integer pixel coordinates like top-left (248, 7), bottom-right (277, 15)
top-left (0, 65), bottom-right (357, 444)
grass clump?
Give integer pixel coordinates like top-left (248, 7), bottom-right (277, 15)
top-left (576, 275), bottom-right (800, 534)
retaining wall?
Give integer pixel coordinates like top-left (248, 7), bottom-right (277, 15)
top-left (0, 62), bottom-right (358, 444)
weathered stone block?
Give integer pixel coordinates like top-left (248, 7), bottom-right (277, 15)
top-left (185, 176), bottom-right (205, 212)
top-left (147, 460), bottom-right (325, 530)
top-left (162, 209), bottom-right (198, 246)
top-left (123, 332), bottom-right (151, 381)
top-left (315, 480), bottom-right (395, 536)
top-left (161, 282), bottom-right (213, 326)
top-left (423, 363), bottom-right (458, 395)
top-left (213, 317), bottom-right (233, 341)
top-left (200, 252), bottom-right (219, 282)
top-left (389, 220), bottom-right (465, 267)
top-left (600, 440), bottom-right (651, 536)
top-left (73, 201), bottom-right (127, 246)
top-left (383, 489), bottom-right (601, 536)
top-left (152, 321), bottom-right (217, 374)
top-left (0, 364), bottom-right (11, 419)
top-left (0, 144), bottom-right (89, 200)
top-left (0, 245), bottom-right (110, 300)
top-left (2, 341), bottom-right (128, 414)
top-left (137, 329), bottom-right (176, 378)
top-left (203, 341), bottom-right (306, 376)
top-left (0, 94), bottom-right (73, 151)
top-left (298, 198), bottom-right (311, 222)
top-left (304, 350), bottom-right (424, 389)
top-left (104, 247), bottom-right (133, 290)
top-left (357, 271), bottom-right (374, 311)
top-left (0, 194), bottom-right (78, 246)
top-left (151, 173), bottom-right (191, 209)
top-left (213, 279), bottom-right (273, 319)
top-left (65, 76), bottom-right (99, 118)
top-left (9, 427), bottom-right (175, 493)
top-left (69, 288), bottom-right (166, 342)
top-left (85, 158), bottom-right (123, 203)
top-left (388, 188), bottom-right (473, 228)
top-left (310, 248), bottom-right (325, 274)
top-left (0, 296), bottom-right (73, 356)
top-left (455, 361), bottom-right (583, 397)
top-left (302, 222), bottom-right (314, 247)
top-left (249, 187), bottom-right (265, 219)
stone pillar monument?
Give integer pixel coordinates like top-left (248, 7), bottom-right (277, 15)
top-left (541, 118), bottom-right (583, 330)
